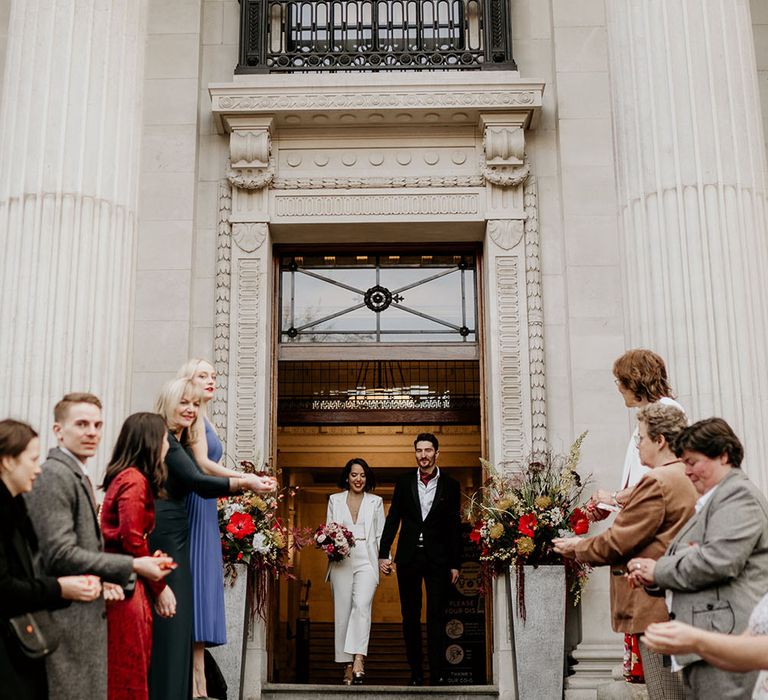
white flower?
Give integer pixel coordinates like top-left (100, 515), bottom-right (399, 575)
top-left (547, 507), bottom-right (564, 524)
top-left (224, 502), bottom-right (245, 519)
top-left (253, 532), bottom-right (270, 554)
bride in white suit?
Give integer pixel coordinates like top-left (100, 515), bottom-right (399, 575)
top-left (326, 458), bottom-right (385, 685)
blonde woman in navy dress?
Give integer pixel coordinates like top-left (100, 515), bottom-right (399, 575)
top-left (326, 458), bottom-right (385, 685)
top-left (177, 358), bottom-right (275, 698)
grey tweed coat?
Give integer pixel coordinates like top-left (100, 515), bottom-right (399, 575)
top-left (24, 447), bottom-right (134, 700)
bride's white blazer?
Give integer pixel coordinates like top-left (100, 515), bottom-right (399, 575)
top-left (325, 490), bottom-right (386, 583)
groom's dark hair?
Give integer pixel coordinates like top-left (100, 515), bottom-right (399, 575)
top-left (413, 433), bottom-right (439, 451)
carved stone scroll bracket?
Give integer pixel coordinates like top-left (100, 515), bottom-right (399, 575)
top-left (487, 218), bottom-right (526, 250)
top-left (223, 115), bottom-right (275, 190)
top-left (232, 222), bottom-right (268, 253)
top-left (480, 113), bottom-right (530, 188)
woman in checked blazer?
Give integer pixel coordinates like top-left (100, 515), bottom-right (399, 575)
top-left (325, 458), bottom-right (385, 685)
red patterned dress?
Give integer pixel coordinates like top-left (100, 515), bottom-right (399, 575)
top-left (101, 468), bottom-right (165, 700)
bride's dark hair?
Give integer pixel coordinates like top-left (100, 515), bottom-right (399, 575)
top-left (337, 457), bottom-right (377, 492)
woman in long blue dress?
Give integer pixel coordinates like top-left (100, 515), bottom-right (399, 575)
top-left (150, 378), bottom-right (276, 700)
top-left (178, 359), bottom-right (260, 698)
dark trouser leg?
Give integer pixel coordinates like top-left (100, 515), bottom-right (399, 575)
top-left (424, 565), bottom-right (451, 684)
top-left (396, 556), bottom-right (425, 675)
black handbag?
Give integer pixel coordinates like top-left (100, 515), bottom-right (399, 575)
top-left (8, 609), bottom-right (61, 659)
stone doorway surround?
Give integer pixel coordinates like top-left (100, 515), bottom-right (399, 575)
top-left (209, 73), bottom-right (546, 700)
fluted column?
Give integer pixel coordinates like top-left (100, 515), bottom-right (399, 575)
top-left (0, 0), bottom-right (147, 464)
top-left (607, 0), bottom-right (768, 488)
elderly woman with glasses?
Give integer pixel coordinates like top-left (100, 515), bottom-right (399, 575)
top-left (554, 403), bottom-right (698, 699)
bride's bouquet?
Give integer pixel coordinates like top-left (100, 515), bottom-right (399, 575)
top-left (315, 522), bottom-right (355, 562)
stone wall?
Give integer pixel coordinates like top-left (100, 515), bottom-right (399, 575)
top-left (131, 0), bottom-right (204, 410)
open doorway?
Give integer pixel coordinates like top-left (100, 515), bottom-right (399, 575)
top-left (268, 247), bottom-right (489, 684)
top-left (271, 424), bottom-right (485, 685)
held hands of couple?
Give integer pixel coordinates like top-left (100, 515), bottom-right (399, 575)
top-left (57, 574), bottom-right (102, 602)
top-left (378, 558), bottom-right (393, 575)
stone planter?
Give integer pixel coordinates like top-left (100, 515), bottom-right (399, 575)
top-left (509, 564), bottom-right (566, 700)
top-left (210, 564), bottom-right (249, 700)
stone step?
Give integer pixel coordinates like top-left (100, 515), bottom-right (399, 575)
top-left (259, 683), bottom-right (499, 700)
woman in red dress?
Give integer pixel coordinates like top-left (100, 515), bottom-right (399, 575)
top-left (100, 412), bottom-right (177, 700)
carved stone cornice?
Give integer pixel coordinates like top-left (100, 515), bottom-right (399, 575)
top-left (211, 74), bottom-right (543, 130)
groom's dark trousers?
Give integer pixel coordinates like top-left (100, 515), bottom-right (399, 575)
top-left (379, 471), bottom-right (462, 683)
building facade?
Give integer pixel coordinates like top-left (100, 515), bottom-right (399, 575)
top-left (1, 0), bottom-right (767, 698)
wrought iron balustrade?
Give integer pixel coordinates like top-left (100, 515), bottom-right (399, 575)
top-left (237, 0), bottom-right (515, 72)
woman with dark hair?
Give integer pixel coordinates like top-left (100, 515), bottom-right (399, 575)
top-left (629, 418), bottom-right (768, 699)
top-left (0, 419), bottom-right (101, 700)
top-left (325, 458), bottom-right (385, 685)
top-left (100, 412), bottom-right (176, 700)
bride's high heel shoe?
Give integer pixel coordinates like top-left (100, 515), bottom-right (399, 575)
top-left (352, 657), bottom-right (365, 685)
top-left (342, 664), bottom-right (353, 686)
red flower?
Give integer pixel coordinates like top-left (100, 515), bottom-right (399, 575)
top-left (470, 524), bottom-right (483, 544)
top-left (237, 552), bottom-right (244, 561)
top-left (569, 508), bottom-right (589, 535)
top-left (518, 513), bottom-right (538, 537)
top-left (227, 512), bottom-right (256, 540)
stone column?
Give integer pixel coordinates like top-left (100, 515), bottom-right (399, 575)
top-left (606, 0), bottom-right (768, 488)
top-left (0, 0), bottom-right (146, 464)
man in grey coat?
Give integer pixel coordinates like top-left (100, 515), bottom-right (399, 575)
top-left (25, 393), bottom-right (171, 700)
top-left (628, 417), bottom-right (768, 700)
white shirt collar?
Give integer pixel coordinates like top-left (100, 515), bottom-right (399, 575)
top-left (59, 446), bottom-right (89, 475)
top-left (695, 484), bottom-right (719, 513)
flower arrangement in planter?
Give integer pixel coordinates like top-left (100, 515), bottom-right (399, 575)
top-left (467, 432), bottom-right (592, 614)
top-left (218, 459), bottom-right (311, 620)
top-left (314, 522), bottom-right (356, 562)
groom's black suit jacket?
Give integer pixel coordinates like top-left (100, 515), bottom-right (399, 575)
top-left (379, 470), bottom-right (462, 570)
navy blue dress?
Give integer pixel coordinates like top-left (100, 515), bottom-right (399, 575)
top-left (186, 419), bottom-right (227, 646)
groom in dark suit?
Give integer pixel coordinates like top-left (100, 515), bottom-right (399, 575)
top-left (379, 433), bottom-right (462, 686)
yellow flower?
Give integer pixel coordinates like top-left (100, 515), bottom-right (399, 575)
top-left (496, 498), bottom-right (513, 511)
top-left (271, 531), bottom-right (286, 549)
top-left (489, 522), bottom-right (505, 540)
top-left (534, 495), bottom-right (552, 510)
top-left (515, 536), bottom-right (535, 556)
top-left (253, 497), bottom-right (267, 512)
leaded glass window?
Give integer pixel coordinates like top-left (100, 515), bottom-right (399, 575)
top-left (279, 252), bottom-right (477, 344)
